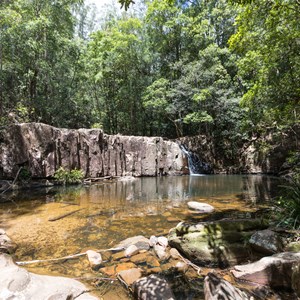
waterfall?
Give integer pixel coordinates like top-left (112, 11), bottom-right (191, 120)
top-left (180, 145), bottom-right (212, 175)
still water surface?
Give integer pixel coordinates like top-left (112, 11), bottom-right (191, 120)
top-left (0, 175), bottom-right (282, 299)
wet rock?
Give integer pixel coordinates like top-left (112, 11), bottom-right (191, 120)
top-left (133, 274), bottom-right (175, 300)
top-left (0, 254), bottom-right (97, 299)
top-left (118, 268), bottom-right (143, 286)
top-left (117, 236), bottom-right (150, 251)
top-left (187, 201), bottom-right (214, 213)
top-left (249, 229), bottom-right (283, 255)
top-left (168, 219), bottom-right (268, 267)
top-left (0, 230), bottom-right (17, 254)
top-left (116, 262), bottom-right (137, 273)
top-left (86, 250), bottom-right (103, 270)
top-left (99, 265), bottom-right (116, 277)
top-left (125, 245), bottom-right (139, 257)
top-left (204, 272), bottom-right (251, 300)
top-left (232, 252), bottom-right (300, 289)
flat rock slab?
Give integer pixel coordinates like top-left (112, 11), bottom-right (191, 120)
top-left (116, 235), bottom-right (150, 251)
top-left (187, 201), bottom-right (214, 213)
top-left (0, 254), bottom-right (97, 300)
top-left (118, 268), bottom-right (143, 286)
top-left (232, 252), bottom-right (300, 289)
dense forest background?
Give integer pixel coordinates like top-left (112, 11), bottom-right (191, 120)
top-left (0, 0), bottom-right (299, 147)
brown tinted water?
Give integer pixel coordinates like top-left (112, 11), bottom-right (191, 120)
top-left (0, 175), bottom-right (281, 299)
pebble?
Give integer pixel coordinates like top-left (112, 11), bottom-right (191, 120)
top-left (124, 245), bottom-right (139, 257)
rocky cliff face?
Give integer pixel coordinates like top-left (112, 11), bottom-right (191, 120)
top-left (0, 123), bottom-right (188, 179)
top-left (179, 126), bottom-right (300, 175)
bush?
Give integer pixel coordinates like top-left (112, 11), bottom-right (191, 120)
top-left (54, 167), bottom-right (84, 185)
top-left (276, 176), bottom-right (300, 229)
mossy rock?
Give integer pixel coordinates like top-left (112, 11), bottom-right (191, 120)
top-left (168, 219), bottom-right (268, 267)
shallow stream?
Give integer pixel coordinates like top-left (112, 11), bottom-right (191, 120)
top-left (0, 175), bottom-right (282, 299)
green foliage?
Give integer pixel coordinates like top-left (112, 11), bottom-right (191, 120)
top-left (276, 177), bottom-right (300, 229)
top-left (18, 167), bottom-right (32, 183)
top-left (229, 0), bottom-right (300, 131)
top-left (54, 167), bottom-right (84, 185)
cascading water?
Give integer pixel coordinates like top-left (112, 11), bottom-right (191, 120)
top-left (180, 145), bottom-right (212, 175)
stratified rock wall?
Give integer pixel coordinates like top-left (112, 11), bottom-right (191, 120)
top-left (0, 123), bottom-right (188, 179)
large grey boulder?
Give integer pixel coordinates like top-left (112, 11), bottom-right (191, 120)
top-left (249, 229), bottom-right (284, 255)
top-left (0, 123), bottom-right (188, 179)
top-left (168, 219), bottom-right (268, 267)
top-left (0, 254), bottom-right (98, 299)
top-left (232, 252), bottom-right (300, 290)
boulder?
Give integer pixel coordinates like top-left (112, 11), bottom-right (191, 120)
top-left (118, 268), bottom-right (143, 286)
top-left (0, 123), bottom-right (188, 179)
top-left (231, 252), bottom-right (300, 289)
top-left (249, 229), bottom-right (283, 255)
top-left (204, 272), bottom-right (251, 300)
top-left (133, 274), bottom-right (175, 300)
top-left (168, 219), bottom-right (268, 267)
top-left (0, 254), bottom-right (97, 299)
top-left (187, 201), bottom-right (214, 214)
top-left (0, 229), bottom-right (17, 254)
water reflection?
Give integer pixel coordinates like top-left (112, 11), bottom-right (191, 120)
top-left (49, 175), bottom-right (280, 204)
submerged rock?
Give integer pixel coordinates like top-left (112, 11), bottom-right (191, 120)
top-left (168, 219), bottom-right (268, 267)
top-left (0, 254), bottom-right (97, 299)
top-left (117, 236), bottom-right (150, 251)
top-left (187, 201), bottom-right (214, 214)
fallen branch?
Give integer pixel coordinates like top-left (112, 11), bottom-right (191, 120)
top-left (60, 201), bottom-right (80, 206)
top-left (0, 167), bottom-right (22, 195)
top-left (178, 252), bottom-right (202, 275)
top-left (16, 247), bottom-right (125, 266)
top-left (83, 176), bottom-right (116, 183)
top-left (48, 208), bottom-right (84, 221)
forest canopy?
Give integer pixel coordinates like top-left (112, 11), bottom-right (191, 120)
top-left (0, 0), bottom-right (299, 143)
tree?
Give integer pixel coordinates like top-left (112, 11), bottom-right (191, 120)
top-left (84, 15), bottom-right (151, 134)
top-left (229, 0), bottom-right (300, 133)
top-left (0, 0), bottom-right (90, 128)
